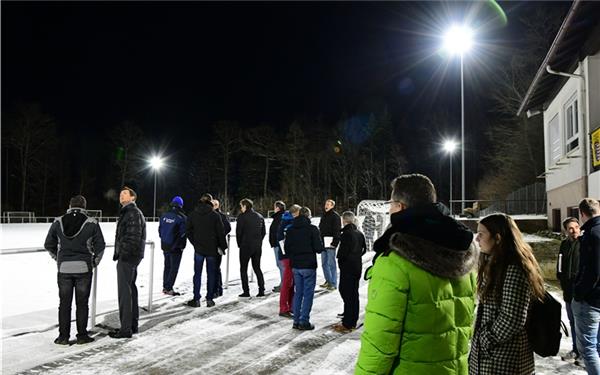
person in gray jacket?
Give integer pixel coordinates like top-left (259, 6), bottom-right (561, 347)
top-left (45, 195), bottom-right (105, 345)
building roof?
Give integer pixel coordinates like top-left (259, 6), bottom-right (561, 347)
top-left (517, 0), bottom-right (600, 117)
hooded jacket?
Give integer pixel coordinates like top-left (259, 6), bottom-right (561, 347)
top-left (276, 211), bottom-right (295, 260)
top-left (186, 202), bottom-right (228, 257)
top-left (285, 215), bottom-right (324, 269)
top-left (45, 208), bottom-right (106, 273)
top-left (158, 204), bottom-right (187, 251)
top-left (355, 203), bottom-right (478, 375)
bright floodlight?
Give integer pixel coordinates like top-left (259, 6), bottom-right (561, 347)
top-left (443, 140), bottom-right (458, 154)
top-left (149, 156), bottom-right (164, 170)
top-left (443, 25), bottom-right (473, 55)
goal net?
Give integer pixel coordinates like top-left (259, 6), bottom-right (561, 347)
top-left (356, 200), bottom-right (390, 251)
top-left (4, 211), bottom-right (36, 223)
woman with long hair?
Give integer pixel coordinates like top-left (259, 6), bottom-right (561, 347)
top-left (469, 213), bottom-right (545, 375)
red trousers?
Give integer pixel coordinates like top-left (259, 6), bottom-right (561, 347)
top-left (279, 259), bottom-right (294, 313)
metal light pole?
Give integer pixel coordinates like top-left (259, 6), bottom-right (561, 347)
top-left (460, 53), bottom-right (465, 213)
top-left (443, 139), bottom-right (458, 216)
top-left (149, 156), bottom-right (164, 221)
top-left (153, 171), bottom-right (158, 220)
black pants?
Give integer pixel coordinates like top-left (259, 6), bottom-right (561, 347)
top-left (163, 248), bottom-right (183, 291)
top-left (215, 254), bottom-right (223, 296)
top-left (240, 247), bottom-right (264, 294)
top-left (117, 260), bottom-right (139, 334)
top-left (338, 261), bottom-right (361, 328)
top-left (58, 272), bottom-right (92, 338)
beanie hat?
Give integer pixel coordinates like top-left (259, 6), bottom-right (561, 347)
top-left (171, 196), bottom-right (184, 207)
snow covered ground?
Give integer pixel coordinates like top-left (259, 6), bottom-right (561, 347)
top-left (0, 221), bottom-right (587, 374)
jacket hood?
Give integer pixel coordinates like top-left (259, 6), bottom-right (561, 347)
top-left (342, 223), bottom-right (358, 232)
top-left (60, 208), bottom-right (94, 238)
top-left (196, 202), bottom-right (214, 215)
top-left (282, 211), bottom-right (294, 221)
top-left (292, 215), bottom-right (311, 228)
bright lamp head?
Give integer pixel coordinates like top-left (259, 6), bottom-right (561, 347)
top-left (149, 156), bottom-right (164, 171)
top-left (443, 140), bottom-right (458, 154)
top-left (443, 25), bottom-right (473, 55)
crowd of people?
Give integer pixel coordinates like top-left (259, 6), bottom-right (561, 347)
top-left (42, 174), bottom-right (600, 375)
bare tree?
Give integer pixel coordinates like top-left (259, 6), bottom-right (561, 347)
top-left (213, 121), bottom-right (242, 211)
top-left (243, 125), bottom-right (279, 198)
top-left (109, 121), bottom-right (144, 188)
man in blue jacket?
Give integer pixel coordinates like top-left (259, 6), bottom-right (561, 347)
top-left (159, 196), bottom-right (187, 296)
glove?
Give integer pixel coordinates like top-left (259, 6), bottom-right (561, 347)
top-left (218, 248), bottom-right (226, 256)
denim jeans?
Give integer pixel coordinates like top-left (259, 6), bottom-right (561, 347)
top-left (292, 268), bottom-right (316, 325)
top-left (573, 300), bottom-right (600, 374)
top-left (163, 249), bottom-right (183, 291)
top-left (566, 301), bottom-right (579, 354)
top-left (321, 248), bottom-right (337, 287)
top-left (273, 247), bottom-right (283, 286)
top-left (193, 253), bottom-right (217, 301)
top-left (58, 272), bottom-right (92, 338)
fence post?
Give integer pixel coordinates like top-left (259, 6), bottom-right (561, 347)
top-left (147, 242), bottom-right (154, 313)
top-left (225, 234), bottom-right (230, 289)
top-left (90, 266), bottom-right (98, 328)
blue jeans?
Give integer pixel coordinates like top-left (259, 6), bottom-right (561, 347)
top-left (573, 300), bottom-right (600, 374)
top-left (273, 247), bottom-right (283, 285)
top-left (566, 301), bottom-right (579, 353)
top-left (193, 253), bottom-right (217, 302)
top-left (292, 268), bottom-right (316, 325)
top-left (321, 248), bottom-right (337, 288)
top-left (163, 249), bottom-right (183, 291)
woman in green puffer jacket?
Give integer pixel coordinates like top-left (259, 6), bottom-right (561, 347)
top-left (355, 174), bottom-right (478, 375)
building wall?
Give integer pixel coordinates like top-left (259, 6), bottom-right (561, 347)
top-left (547, 177), bottom-right (587, 229)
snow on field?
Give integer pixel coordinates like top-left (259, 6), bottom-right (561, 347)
top-left (0, 220), bottom-right (587, 374)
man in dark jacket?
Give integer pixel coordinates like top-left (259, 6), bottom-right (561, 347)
top-left (236, 198), bottom-right (266, 298)
top-left (158, 196), bottom-right (187, 296)
top-left (318, 199), bottom-right (341, 290)
top-left (332, 211), bottom-right (366, 333)
top-left (213, 198), bottom-right (231, 297)
top-left (285, 207), bottom-right (324, 330)
top-left (557, 216), bottom-right (581, 361)
top-left (573, 198), bottom-right (600, 372)
top-left (110, 185), bottom-right (146, 339)
top-left (269, 201), bottom-right (286, 292)
top-left (45, 195), bottom-right (105, 345)
top-left (186, 193), bottom-right (227, 307)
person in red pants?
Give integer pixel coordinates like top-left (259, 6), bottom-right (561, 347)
top-left (278, 205), bottom-right (299, 318)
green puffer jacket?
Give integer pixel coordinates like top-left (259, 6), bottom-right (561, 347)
top-left (355, 232), bottom-right (478, 375)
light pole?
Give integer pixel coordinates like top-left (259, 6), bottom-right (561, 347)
top-left (443, 24), bottom-right (473, 214)
top-left (443, 139), bottom-right (458, 216)
top-left (149, 156), bottom-right (164, 220)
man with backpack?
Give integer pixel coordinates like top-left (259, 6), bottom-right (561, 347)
top-left (158, 196), bottom-right (187, 296)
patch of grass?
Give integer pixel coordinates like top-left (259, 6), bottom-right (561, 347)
top-left (529, 239), bottom-right (561, 281)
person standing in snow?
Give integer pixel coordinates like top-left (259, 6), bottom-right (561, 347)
top-left (45, 195), bottom-right (105, 345)
top-left (278, 204), bottom-right (299, 318)
top-left (186, 193), bottom-right (227, 307)
top-left (285, 206), bottom-right (324, 330)
top-left (319, 199), bottom-right (341, 291)
top-left (556, 217), bottom-right (581, 362)
top-left (332, 211), bottom-right (366, 333)
top-left (212, 198), bottom-right (231, 298)
top-left (269, 201), bottom-right (286, 293)
top-left (158, 196), bottom-right (187, 296)
top-left (469, 213), bottom-right (545, 374)
top-left (356, 174), bottom-right (477, 374)
top-left (236, 198), bottom-right (266, 298)
top-left (110, 184), bottom-right (147, 339)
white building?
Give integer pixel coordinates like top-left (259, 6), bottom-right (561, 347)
top-left (518, 0), bottom-right (600, 231)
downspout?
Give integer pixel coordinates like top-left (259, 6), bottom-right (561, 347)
top-left (545, 64), bottom-right (589, 197)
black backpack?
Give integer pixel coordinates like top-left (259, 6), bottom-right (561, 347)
top-left (526, 291), bottom-right (568, 357)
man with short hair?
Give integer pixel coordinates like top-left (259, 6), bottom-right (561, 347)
top-left (573, 198), bottom-right (600, 372)
top-left (355, 174), bottom-right (477, 374)
top-left (557, 216), bottom-right (581, 362)
top-left (236, 198), bottom-right (266, 298)
top-left (269, 201), bottom-right (286, 292)
top-left (45, 195), bottom-right (105, 345)
top-left (318, 199), bottom-right (341, 290)
top-left (158, 196), bottom-right (187, 296)
top-left (110, 184), bottom-right (147, 339)
top-left (212, 199), bottom-right (231, 297)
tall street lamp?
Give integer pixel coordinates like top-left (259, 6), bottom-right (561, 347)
top-left (443, 24), bottom-right (473, 214)
top-left (149, 156), bottom-right (164, 220)
top-left (443, 139), bottom-right (458, 216)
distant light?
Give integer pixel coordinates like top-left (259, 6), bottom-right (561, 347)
top-left (443, 139), bottom-right (458, 154)
top-left (149, 156), bottom-right (164, 171)
top-left (443, 25), bottom-right (473, 55)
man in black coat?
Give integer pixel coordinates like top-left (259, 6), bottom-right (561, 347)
top-left (45, 195), bottom-right (105, 345)
top-left (318, 199), bottom-right (341, 290)
top-left (269, 201), bottom-right (286, 292)
top-left (236, 198), bottom-right (266, 297)
top-left (186, 194), bottom-right (227, 307)
top-left (110, 185), bottom-right (147, 339)
top-left (213, 198), bottom-right (231, 297)
top-left (332, 211), bottom-right (366, 333)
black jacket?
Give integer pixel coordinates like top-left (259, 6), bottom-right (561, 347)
top-left (557, 237), bottom-right (580, 302)
top-left (319, 209), bottom-right (341, 248)
top-left (574, 216), bottom-right (600, 307)
top-left (285, 215), bottom-right (324, 269)
top-left (269, 210), bottom-right (284, 247)
top-left (216, 209), bottom-right (232, 236)
top-left (236, 209), bottom-right (266, 252)
top-left (337, 223), bottom-right (366, 272)
top-left (114, 202), bottom-right (147, 264)
top-left (44, 208), bottom-right (106, 273)
top-left (187, 203), bottom-right (228, 257)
